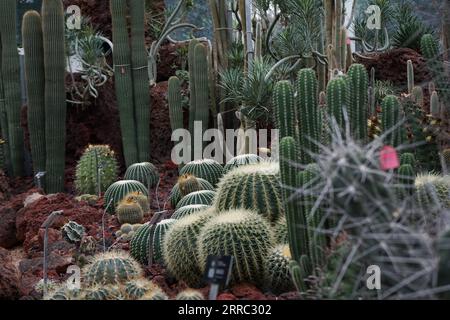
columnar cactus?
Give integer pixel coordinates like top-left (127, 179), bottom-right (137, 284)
top-left (326, 77), bottom-right (348, 130)
top-left (297, 69), bottom-right (320, 164)
top-left (169, 177), bottom-right (214, 208)
top-left (140, 288), bottom-right (169, 300)
top-left (116, 198), bottom-right (144, 225)
top-left (168, 76), bottom-right (184, 133)
top-left (61, 221), bottom-right (85, 244)
top-left (265, 245), bottom-right (296, 294)
top-left (178, 174), bottom-right (201, 198)
top-left (214, 162), bottom-right (284, 224)
top-left (273, 81), bottom-right (296, 141)
top-left (163, 211), bottom-right (213, 287)
top-left (83, 251), bottom-right (142, 286)
top-left (411, 86), bottom-right (424, 108)
top-left (176, 290), bottom-right (205, 300)
top-left (130, 0), bottom-right (151, 162)
top-left (430, 91), bottom-right (440, 118)
top-left (172, 204), bottom-right (210, 220)
top-left (110, 0), bottom-right (138, 167)
top-left (223, 154), bottom-right (264, 174)
top-left (124, 279), bottom-right (154, 300)
top-left (397, 164), bottom-right (415, 197)
top-left (124, 162), bottom-right (159, 188)
top-left (188, 39), bottom-right (200, 137)
top-left (0, 0), bottom-right (25, 176)
top-left (75, 145), bottom-right (119, 195)
top-left (22, 11), bottom-right (46, 175)
top-left (104, 180), bottom-right (148, 213)
top-left (381, 95), bottom-right (404, 147)
top-left (193, 43), bottom-right (210, 136)
top-left (175, 190), bottom-right (216, 210)
top-left (346, 64), bottom-right (369, 142)
top-left (198, 209), bottom-right (274, 285)
top-left (0, 50), bottom-right (10, 173)
top-left (273, 216), bottom-right (289, 245)
top-left (407, 60), bottom-right (414, 94)
top-left (42, 0), bottom-right (66, 192)
top-left (400, 153), bottom-right (416, 167)
top-left (180, 159), bottom-right (223, 186)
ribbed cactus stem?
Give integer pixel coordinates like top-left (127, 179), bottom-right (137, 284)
top-left (430, 91), bottom-right (440, 118)
top-left (42, 0), bottom-right (66, 192)
top-left (193, 43), bottom-right (210, 136)
top-left (346, 64), bottom-right (369, 142)
top-left (407, 60), bottom-right (414, 94)
top-left (273, 81), bottom-right (296, 142)
top-left (411, 86), bottom-right (424, 108)
top-left (326, 77), bottom-right (348, 130)
top-left (381, 95), bottom-right (403, 147)
top-left (168, 76), bottom-right (184, 133)
top-left (255, 21), bottom-right (262, 59)
top-left (188, 39), bottom-right (199, 138)
top-left (130, 0), bottom-right (150, 162)
top-left (297, 69), bottom-right (319, 164)
top-left (0, 34), bottom-right (11, 173)
top-left (0, 0), bottom-right (25, 176)
top-left (111, 0), bottom-right (138, 167)
top-left (279, 137), bottom-right (308, 263)
top-left (23, 11), bottom-right (46, 175)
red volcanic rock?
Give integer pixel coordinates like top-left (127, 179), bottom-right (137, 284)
top-left (0, 207), bottom-right (20, 249)
top-left (231, 283), bottom-right (268, 300)
top-left (217, 293), bottom-right (238, 300)
top-left (0, 248), bottom-right (20, 300)
top-left (0, 169), bottom-right (11, 201)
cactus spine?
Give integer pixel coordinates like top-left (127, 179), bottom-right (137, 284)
top-left (42, 0), bottom-right (66, 193)
top-left (346, 64), bottom-right (369, 142)
top-left (124, 162), bottom-right (159, 188)
top-left (130, 0), bottom-right (150, 162)
top-left (176, 289), bottom-right (205, 300)
top-left (168, 76), bottom-right (184, 133)
top-left (116, 198), bottom-right (144, 225)
top-left (104, 180), bottom-right (148, 213)
top-left (265, 245), bottom-right (296, 294)
top-left (381, 95), bottom-right (403, 147)
top-left (0, 0), bottom-right (25, 176)
top-left (176, 190), bottom-right (216, 210)
top-left (23, 11), bottom-right (46, 175)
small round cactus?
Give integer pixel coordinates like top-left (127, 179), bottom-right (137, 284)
top-left (75, 194), bottom-right (99, 205)
top-left (180, 159), bottom-right (224, 186)
top-left (124, 191), bottom-right (150, 213)
top-left (265, 245), bottom-right (296, 294)
top-left (163, 211), bottom-right (214, 287)
top-left (198, 209), bottom-right (274, 285)
top-left (178, 174), bottom-right (202, 197)
top-left (400, 153), bottom-right (416, 166)
top-left (83, 251), bottom-right (142, 286)
top-left (172, 204), bottom-right (210, 220)
top-left (75, 145), bottom-right (119, 195)
top-left (124, 278), bottom-right (154, 300)
top-left (169, 177), bottom-right (214, 208)
top-left (104, 180), bottom-right (148, 213)
top-left (44, 284), bottom-right (79, 301)
top-left (273, 216), bottom-right (289, 245)
top-left (140, 288), bottom-right (169, 300)
top-left (176, 289), bottom-right (205, 300)
top-left (120, 223), bottom-right (134, 234)
top-left (61, 221), bottom-right (85, 244)
top-left (175, 190), bottom-right (216, 210)
top-left (415, 174), bottom-right (450, 209)
top-left (214, 162), bottom-right (284, 223)
top-left (124, 162), bottom-right (159, 188)
top-left (223, 154), bottom-right (264, 174)
top-left (116, 198), bottom-right (144, 225)
top-left (130, 219), bottom-right (176, 265)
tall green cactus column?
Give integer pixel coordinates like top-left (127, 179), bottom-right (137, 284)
top-left (193, 43), bottom-right (210, 139)
top-left (130, 0), bottom-right (150, 162)
top-left (168, 76), bottom-right (184, 133)
top-left (23, 11), bottom-right (46, 175)
top-left (297, 69), bottom-right (319, 165)
top-left (0, 0), bottom-right (25, 176)
top-left (346, 64), bottom-right (369, 142)
top-left (110, 0), bottom-right (138, 167)
top-left (326, 76), bottom-right (348, 131)
top-left (0, 38), bottom-right (11, 173)
top-left (42, 0), bottom-right (67, 193)
top-left (188, 39), bottom-right (200, 139)
top-left (381, 95), bottom-right (403, 148)
top-left (273, 80), bottom-right (296, 141)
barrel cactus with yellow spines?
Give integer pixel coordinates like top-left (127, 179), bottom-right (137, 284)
top-left (180, 159), bottom-right (224, 186)
top-left (104, 180), bottom-right (148, 213)
top-left (175, 190), bottom-right (216, 210)
top-left (214, 162), bottom-right (284, 224)
top-left (198, 209), bottom-right (274, 285)
top-left (223, 154), bottom-right (264, 174)
top-left (265, 245), bottom-right (296, 294)
top-left (169, 177), bottom-right (214, 208)
top-left (124, 162), bottom-right (159, 188)
top-left (140, 288), bottom-right (169, 300)
top-left (81, 285), bottom-right (124, 301)
top-left (124, 278), bottom-right (154, 300)
top-left (172, 204), bottom-right (210, 220)
top-left (123, 191), bottom-right (149, 213)
top-left (176, 289), bottom-right (205, 300)
top-left (83, 251), bottom-right (142, 286)
top-left (178, 174), bottom-right (201, 197)
top-left (116, 198), bottom-right (144, 225)
top-left (75, 145), bottom-right (119, 195)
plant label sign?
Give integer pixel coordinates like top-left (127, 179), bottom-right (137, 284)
top-left (204, 255), bottom-right (233, 286)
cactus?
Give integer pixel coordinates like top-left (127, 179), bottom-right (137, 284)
top-left (411, 86), bottom-right (424, 108)
top-left (198, 209), bottom-right (274, 285)
top-left (61, 221), bottom-right (85, 244)
top-left (326, 77), bottom-right (348, 130)
top-left (176, 289), bottom-right (205, 300)
top-left (346, 64), bottom-right (369, 142)
top-left (397, 164), bottom-right (415, 197)
top-left (180, 159), bottom-right (224, 187)
top-left (175, 190), bottom-right (216, 210)
top-left (129, 0), bottom-right (150, 162)
top-left (163, 211), bottom-right (214, 287)
top-left (430, 91), bottom-right (440, 118)
top-left (44, 284), bottom-right (79, 301)
top-left (124, 278), bottom-right (154, 300)
top-left (75, 145), bottom-right (119, 195)
top-left (381, 95), bottom-right (404, 147)
top-left (172, 204), bottom-right (210, 220)
top-left (83, 251), bottom-right (142, 286)
top-left (124, 191), bottom-right (150, 213)
top-left (273, 216), bottom-right (289, 245)
top-left (42, 0), bottom-right (66, 192)
top-left (223, 154), bottom-right (264, 174)
top-left (104, 180), bottom-right (148, 213)
top-left (110, 0), bottom-right (138, 167)
top-left (415, 174), bottom-right (450, 210)
top-left (444, 149), bottom-right (450, 172)
top-left (178, 174), bottom-right (201, 197)
top-left (437, 228), bottom-right (450, 299)
top-left (0, 0), bottom-right (25, 176)
top-left (193, 43), bottom-right (210, 137)
top-left (169, 177), bottom-right (214, 208)
top-left (75, 194), bottom-right (100, 206)
top-left (116, 198), bottom-right (144, 225)
top-left (214, 162), bottom-right (284, 224)
top-left (81, 285), bottom-right (124, 301)
top-left (168, 76), bottom-right (184, 133)
top-left (273, 81), bottom-right (296, 142)
top-left (400, 153), bottom-right (416, 166)
top-left (130, 219), bottom-right (176, 265)
top-left (22, 11), bottom-right (46, 175)
top-left (297, 69), bottom-right (320, 164)
top-left (140, 288), bottom-right (169, 300)
top-left (407, 60), bottom-right (414, 94)
top-left (124, 162), bottom-right (159, 189)
top-left (188, 39), bottom-right (200, 138)
top-left (0, 43), bottom-right (11, 173)
top-left (265, 245), bottom-right (296, 294)
top-left (279, 137), bottom-right (308, 262)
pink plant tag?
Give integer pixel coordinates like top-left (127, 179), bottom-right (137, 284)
top-left (380, 146), bottom-right (400, 171)
top-left (346, 37), bottom-right (351, 45)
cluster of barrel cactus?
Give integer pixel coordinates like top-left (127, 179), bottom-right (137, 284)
top-left (104, 180), bottom-right (148, 213)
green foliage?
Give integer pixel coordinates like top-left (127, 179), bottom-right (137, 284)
top-left (124, 162), bottom-right (159, 188)
top-left (175, 190), bottom-right (216, 210)
top-left (265, 245), bottom-right (296, 294)
top-left (75, 145), bottom-right (119, 195)
top-left (104, 180), bottom-right (148, 213)
top-left (61, 221), bottom-right (85, 244)
top-left (198, 209), bottom-right (274, 285)
top-left (180, 159), bottom-right (224, 186)
top-left (214, 162), bottom-right (284, 224)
